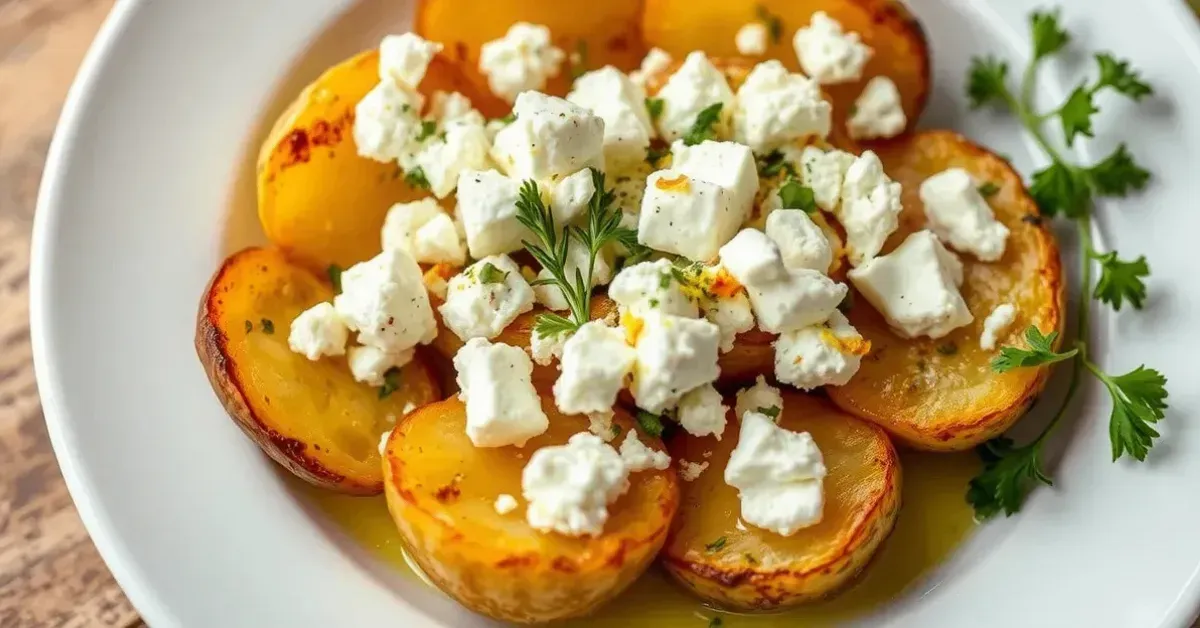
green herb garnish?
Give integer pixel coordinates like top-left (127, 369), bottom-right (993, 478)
top-left (415, 120), bottom-right (437, 142)
top-left (758, 405), bottom-right (781, 419)
top-left (777, 179), bottom-right (816, 212)
top-left (327, 264), bottom-right (343, 293)
top-left (477, 262), bottom-right (509, 285)
top-left (260, 318), bottom-right (275, 334)
top-left (704, 536), bottom-right (727, 552)
top-left (977, 181), bottom-right (1000, 197)
top-left (682, 103), bottom-right (723, 146)
top-left (404, 166), bottom-right (430, 190)
top-left (645, 97), bottom-right (665, 121)
top-left (635, 409), bottom-right (665, 437)
top-left (378, 367), bottom-right (402, 399)
top-left (756, 4), bottom-right (783, 43)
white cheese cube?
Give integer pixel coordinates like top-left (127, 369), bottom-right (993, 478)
top-left (610, 161), bottom-right (653, 216)
top-left (494, 494), bottom-right (519, 515)
top-left (412, 117), bottom-right (492, 199)
top-left (630, 312), bottom-right (722, 413)
top-left (735, 23), bottom-right (769, 56)
top-left (671, 139), bottom-right (760, 221)
top-left (529, 327), bottom-right (569, 366)
top-left (288, 302), bottom-right (349, 360)
top-left (980, 303), bottom-right (1017, 350)
top-left (522, 432), bottom-right (629, 536)
top-left (765, 209), bottom-right (834, 272)
top-left (381, 198), bottom-right (444, 257)
top-left (608, 258), bottom-right (698, 318)
top-left (847, 76), bottom-right (906, 140)
top-left (412, 212), bottom-right (467, 265)
top-left (334, 249), bottom-right (437, 352)
top-left (630, 47), bottom-right (673, 87)
top-left (429, 91), bottom-right (482, 124)
top-left (439, 255), bottom-right (536, 341)
top-left (491, 92), bottom-right (605, 182)
top-left (774, 310), bottom-right (869, 389)
top-left (718, 229), bottom-right (786, 285)
top-left (792, 11), bottom-right (872, 84)
top-left (456, 169), bottom-right (527, 258)
top-left (919, 167), bottom-right (1010, 262)
top-left (735, 376), bottom-right (784, 420)
top-left (734, 60), bottom-right (832, 151)
top-left (347, 344), bottom-right (415, 386)
top-left (848, 230), bottom-right (973, 339)
top-left (837, 150), bottom-right (903, 266)
top-left (701, 289), bottom-right (755, 353)
top-left (548, 168), bottom-right (596, 227)
top-left (479, 22), bottom-right (565, 102)
top-left (568, 67), bottom-right (655, 167)
top-left (725, 411), bottom-right (827, 536)
top-left (454, 338), bottom-right (549, 447)
top-left (354, 81), bottom-right (424, 162)
top-left (618, 430), bottom-right (671, 472)
top-left (676, 383), bottom-right (728, 439)
top-left (379, 33), bottom-right (442, 88)
top-left (637, 169), bottom-right (739, 262)
top-left (534, 239), bottom-right (613, 311)
top-left (654, 52), bottom-right (736, 142)
top-left (744, 268), bottom-right (847, 334)
top-left (799, 146), bottom-right (855, 212)
top-left (553, 322), bottom-right (636, 415)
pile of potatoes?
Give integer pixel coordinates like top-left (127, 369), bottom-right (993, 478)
top-left (195, 0), bottom-right (1063, 622)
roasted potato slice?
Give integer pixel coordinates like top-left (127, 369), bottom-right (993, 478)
top-left (258, 51), bottom-right (506, 271)
top-left (641, 0), bottom-right (929, 133)
top-left (383, 397), bottom-right (679, 623)
top-left (826, 131), bottom-right (1065, 450)
top-left (662, 391), bottom-right (900, 610)
top-left (195, 247), bottom-right (441, 494)
top-left (416, 0), bottom-right (646, 98)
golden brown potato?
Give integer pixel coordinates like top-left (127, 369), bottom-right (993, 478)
top-left (383, 397), bottom-right (679, 623)
top-left (662, 391), bottom-right (900, 610)
top-left (641, 0), bottom-right (929, 134)
top-left (826, 131), bottom-right (1065, 450)
top-left (416, 0), bottom-right (646, 98)
top-left (195, 247), bottom-right (441, 494)
top-left (257, 51), bottom-right (506, 272)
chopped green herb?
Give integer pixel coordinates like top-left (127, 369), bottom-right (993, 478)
top-left (635, 410), bottom-right (665, 437)
top-left (496, 112), bottom-right (516, 125)
top-left (327, 264), bottom-right (343, 293)
top-left (404, 166), bottom-right (431, 190)
top-left (682, 103), bottom-right (723, 146)
top-left (415, 120), bottom-right (438, 142)
top-left (777, 179), bottom-right (816, 212)
top-left (977, 181), bottom-right (1001, 197)
top-left (756, 150), bottom-right (796, 178)
top-left (244, 320), bottom-right (253, 334)
top-left (260, 318), bottom-right (275, 334)
top-left (477, 261), bottom-right (509, 284)
top-left (704, 536), bottom-right (727, 552)
top-left (990, 327), bottom-right (1076, 373)
top-left (758, 405), bottom-right (781, 419)
top-left (756, 4), bottom-right (783, 43)
top-left (645, 146), bottom-right (669, 166)
top-left (610, 423), bottom-right (622, 439)
top-left (378, 367), bottom-right (402, 399)
top-left (645, 97), bottom-right (664, 121)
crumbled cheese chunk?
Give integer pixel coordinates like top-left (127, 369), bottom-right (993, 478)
top-left (679, 460), bottom-right (709, 482)
top-left (568, 67), bottom-right (655, 167)
top-left (630, 47), bottom-right (673, 87)
top-left (494, 494), bottom-right (519, 515)
top-left (608, 258), bottom-right (698, 318)
top-left (491, 92), bottom-right (605, 181)
top-left (734, 60), bottom-right (832, 151)
top-left (589, 411), bottom-right (617, 441)
top-left (410, 115), bottom-right (492, 199)
top-left (618, 430), bottom-right (671, 472)
top-left (637, 170), bottom-right (738, 262)
top-left (454, 338), bottom-right (549, 447)
top-left (288, 302), bottom-right (350, 360)
top-left (848, 230), bottom-right (973, 339)
top-left (347, 344), bottom-right (415, 386)
top-left (439, 255), bottom-right (535, 341)
top-left (774, 311), bottom-right (869, 389)
top-left (379, 33), bottom-right (442, 88)
top-left (847, 76), bottom-right (907, 140)
top-left (529, 327), bottom-right (569, 366)
top-left (765, 209), bottom-right (833, 272)
top-left (522, 433), bottom-right (629, 536)
top-left (980, 303), bottom-right (1017, 350)
top-left (718, 229), bottom-right (786, 285)
top-left (429, 91), bottom-right (480, 123)
top-left (792, 11), bottom-right (872, 84)
top-left (354, 81), bottom-right (424, 163)
top-left (534, 238), bottom-right (613, 311)
top-left (701, 289), bottom-right (755, 353)
top-left (735, 23), bottom-right (770, 56)
top-left (799, 146), bottom-right (855, 212)
top-left (479, 23), bottom-right (565, 101)
top-left (919, 168), bottom-right (1010, 262)
top-left (837, 151), bottom-right (903, 266)
top-left (672, 139), bottom-right (760, 221)
top-left (382, 198), bottom-right (443, 256)
top-left (725, 412), bottom-right (826, 536)
top-left (610, 161), bottom-right (653, 216)
top-left (549, 168), bottom-right (596, 227)
top-left (554, 322), bottom-right (637, 415)
top-left (654, 52), bottom-right (735, 142)
top-left (413, 212), bottom-right (467, 265)
top-left (676, 383), bottom-right (728, 439)
top-left (735, 376), bottom-right (784, 420)
top-left (456, 169), bottom-right (527, 257)
top-left (334, 249), bottom-right (437, 352)
top-left (630, 312), bottom-right (721, 413)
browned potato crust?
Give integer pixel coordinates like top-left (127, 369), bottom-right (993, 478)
top-left (195, 247), bottom-right (441, 494)
top-left (383, 398), bottom-right (679, 623)
top-left (662, 392), bottom-right (900, 609)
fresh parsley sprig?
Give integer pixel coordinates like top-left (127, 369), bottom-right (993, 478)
top-left (682, 103), bottom-right (724, 146)
top-left (964, 7), bottom-right (1169, 519)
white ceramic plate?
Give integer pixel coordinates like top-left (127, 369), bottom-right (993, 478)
top-left (30, 0), bottom-right (1200, 625)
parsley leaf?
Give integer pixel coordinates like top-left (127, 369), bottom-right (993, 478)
top-left (966, 56), bottom-right (1011, 109)
top-left (977, 181), bottom-right (1000, 197)
top-left (1086, 143), bottom-right (1150, 197)
top-left (1094, 53), bottom-right (1153, 101)
top-left (756, 150), bottom-right (796, 178)
top-left (1092, 251), bottom-right (1149, 310)
top-left (1098, 365), bottom-right (1169, 461)
top-left (704, 536), bottom-right (727, 552)
top-left (682, 103), bottom-right (723, 146)
top-left (991, 326), bottom-right (1077, 373)
top-left (635, 410), bottom-right (665, 437)
top-left (495, 112), bottom-right (516, 125)
top-left (756, 4), bottom-right (783, 43)
top-left (1030, 9), bottom-right (1070, 60)
top-left (758, 405), bottom-right (781, 419)
top-left (327, 264), bottom-right (343, 293)
top-left (1029, 162), bottom-right (1091, 218)
top-left (260, 318), bottom-right (275, 334)
top-left (645, 97), bottom-right (664, 121)
top-left (415, 120), bottom-right (438, 142)
top-left (777, 179), bottom-right (816, 212)
top-left (477, 262), bottom-right (509, 284)
top-left (966, 437), bottom-right (1052, 519)
top-left (404, 166), bottom-right (431, 190)
top-left (1058, 86), bottom-right (1097, 146)
top-left (244, 320), bottom-right (253, 334)
top-left (378, 367), bottom-right (402, 399)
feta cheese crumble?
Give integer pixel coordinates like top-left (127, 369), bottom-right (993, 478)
top-left (630, 47), bottom-right (673, 87)
top-left (553, 322), bottom-right (637, 415)
top-left (653, 52), bottom-right (736, 142)
top-left (568, 67), bottom-right (655, 167)
top-left (765, 209), bottom-right (834, 273)
top-left (522, 433), bottom-right (629, 536)
top-left (848, 230), bottom-right (973, 339)
top-left (456, 169), bottom-right (526, 258)
top-left (534, 239), bottom-right (613, 311)
top-left (608, 258), bottom-right (699, 318)
top-left (980, 303), bottom-right (1017, 350)
top-left (379, 33), bottom-right (442, 88)
top-left (439, 255), bottom-right (535, 341)
top-left (637, 170), bottom-right (737, 262)
top-left (478, 22), bottom-right (565, 102)
top-left (919, 168), bottom-right (1011, 262)
top-left (491, 92), bottom-right (605, 182)
top-left (701, 288), bottom-right (755, 353)
top-left (837, 151), bottom-right (903, 266)
top-left (774, 311), bottom-right (870, 389)
top-left (354, 80), bottom-right (425, 163)
top-left (288, 302), bottom-right (350, 360)
top-left (618, 430), bottom-right (671, 472)
top-left (454, 338), bottom-right (549, 447)
top-left (672, 139), bottom-right (760, 221)
top-left (347, 344), bottom-right (415, 386)
top-left (494, 494), bottom-right (519, 515)
top-left (734, 60), bottom-right (832, 152)
top-left (735, 376), bottom-right (785, 420)
top-left (334, 249), bottom-right (437, 353)
top-left (735, 23), bottom-right (770, 56)
top-left (799, 146), bottom-right (855, 212)
top-left (381, 199), bottom-right (467, 265)
top-left (793, 11), bottom-right (873, 84)
top-left (409, 115), bottom-right (492, 199)
top-left (629, 312), bottom-right (722, 413)
top-left (847, 76), bottom-right (907, 140)
top-left (725, 411), bottom-right (827, 536)
top-left (676, 383), bottom-right (729, 439)
top-left (529, 327), bottom-right (569, 366)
